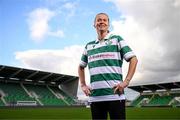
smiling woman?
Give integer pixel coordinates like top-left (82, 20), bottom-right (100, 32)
top-left (78, 12), bottom-right (138, 120)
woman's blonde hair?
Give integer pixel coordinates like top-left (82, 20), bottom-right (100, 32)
top-left (94, 13), bottom-right (109, 23)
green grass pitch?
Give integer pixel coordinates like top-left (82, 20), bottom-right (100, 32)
top-left (0, 107), bottom-right (179, 119)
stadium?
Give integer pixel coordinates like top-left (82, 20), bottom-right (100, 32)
top-left (0, 65), bottom-right (180, 119)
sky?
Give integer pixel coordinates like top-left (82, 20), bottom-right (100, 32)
top-left (0, 0), bottom-right (180, 100)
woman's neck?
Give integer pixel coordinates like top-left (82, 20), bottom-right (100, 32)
top-left (97, 31), bottom-right (108, 41)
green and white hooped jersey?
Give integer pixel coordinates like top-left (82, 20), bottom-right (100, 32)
top-left (80, 33), bottom-right (136, 102)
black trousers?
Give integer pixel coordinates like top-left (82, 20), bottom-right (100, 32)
top-left (90, 100), bottom-right (126, 120)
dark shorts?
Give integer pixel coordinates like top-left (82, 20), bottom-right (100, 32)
top-left (90, 100), bottom-right (126, 120)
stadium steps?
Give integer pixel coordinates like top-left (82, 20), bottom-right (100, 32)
top-left (147, 94), bottom-right (173, 106)
top-left (0, 82), bottom-right (36, 105)
top-left (30, 91), bottom-right (43, 105)
top-left (170, 98), bottom-right (180, 107)
top-left (21, 83), bottom-right (42, 105)
top-left (130, 95), bottom-right (142, 106)
top-left (169, 93), bottom-right (180, 106)
top-left (0, 98), bottom-right (5, 106)
top-left (47, 86), bottom-right (70, 105)
top-left (50, 86), bottom-right (76, 105)
top-left (146, 94), bottom-right (154, 105)
top-left (21, 83), bottom-right (33, 97)
top-left (24, 84), bottom-right (67, 106)
top-left (130, 94), bottom-right (152, 107)
top-left (0, 90), bottom-right (6, 106)
top-left (1, 95), bottom-right (7, 106)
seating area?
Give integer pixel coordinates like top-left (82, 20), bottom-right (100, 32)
top-left (130, 94), bottom-right (152, 107)
top-left (0, 82), bottom-right (35, 105)
top-left (0, 99), bottom-right (4, 106)
top-left (0, 82), bottom-right (76, 106)
top-left (130, 92), bottom-right (180, 107)
top-left (148, 94), bottom-right (173, 106)
top-left (50, 86), bottom-right (76, 105)
top-left (24, 84), bottom-right (68, 106)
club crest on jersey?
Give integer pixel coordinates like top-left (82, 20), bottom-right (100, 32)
top-left (105, 40), bottom-right (112, 45)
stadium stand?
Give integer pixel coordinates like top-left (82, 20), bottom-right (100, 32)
top-left (128, 82), bottom-right (180, 107)
top-left (0, 65), bottom-right (79, 106)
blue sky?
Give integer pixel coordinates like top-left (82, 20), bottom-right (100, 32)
top-left (0, 0), bottom-right (120, 65)
top-left (1, 0), bottom-right (180, 100)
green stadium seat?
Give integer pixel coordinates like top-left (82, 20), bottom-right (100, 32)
top-left (24, 84), bottom-right (68, 106)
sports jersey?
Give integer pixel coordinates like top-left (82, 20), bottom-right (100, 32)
top-left (80, 33), bottom-right (136, 102)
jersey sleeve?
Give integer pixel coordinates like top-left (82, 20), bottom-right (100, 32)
top-left (118, 38), bottom-right (136, 62)
top-left (79, 46), bottom-right (88, 68)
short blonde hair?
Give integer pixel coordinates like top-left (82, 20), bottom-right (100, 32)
top-left (94, 13), bottom-right (110, 23)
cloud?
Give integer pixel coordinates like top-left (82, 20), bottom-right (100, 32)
top-left (15, 45), bottom-right (90, 100)
top-left (62, 2), bottom-right (77, 18)
top-left (48, 30), bottom-right (64, 38)
top-left (15, 45), bottom-right (83, 75)
top-left (27, 8), bottom-right (55, 42)
top-left (106, 0), bottom-right (180, 85)
top-left (27, 8), bottom-right (64, 42)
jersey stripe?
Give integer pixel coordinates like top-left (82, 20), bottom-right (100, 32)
top-left (90, 73), bottom-right (122, 83)
top-left (88, 45), bottom-right (118, 56)
top-left (88, 59), bottom-right (122, 69)
top-left (90, 88), bottom-right (114, 96)
top-left (89, 66), bottom-right (122, 76)
top-left (79, 33), bottom-right (136, 102)
top-left (90, 80), bottom-right (121, 89)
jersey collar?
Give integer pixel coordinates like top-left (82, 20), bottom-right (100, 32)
top-left (95, 32), bottom-right (112, 44)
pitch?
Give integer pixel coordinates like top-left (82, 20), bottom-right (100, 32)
top-left (0, 107), bottom-right (179, 119)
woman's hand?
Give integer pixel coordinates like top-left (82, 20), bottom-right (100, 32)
top-left (81, 85), bottom-right (91, 96)
top-left (113, 81), bottom-right (129, 94)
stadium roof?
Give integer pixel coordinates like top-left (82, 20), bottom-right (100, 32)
top-left (128, 82), bottom-right (180, 93)
top-left (0, 65), bottom-right (78, 86)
